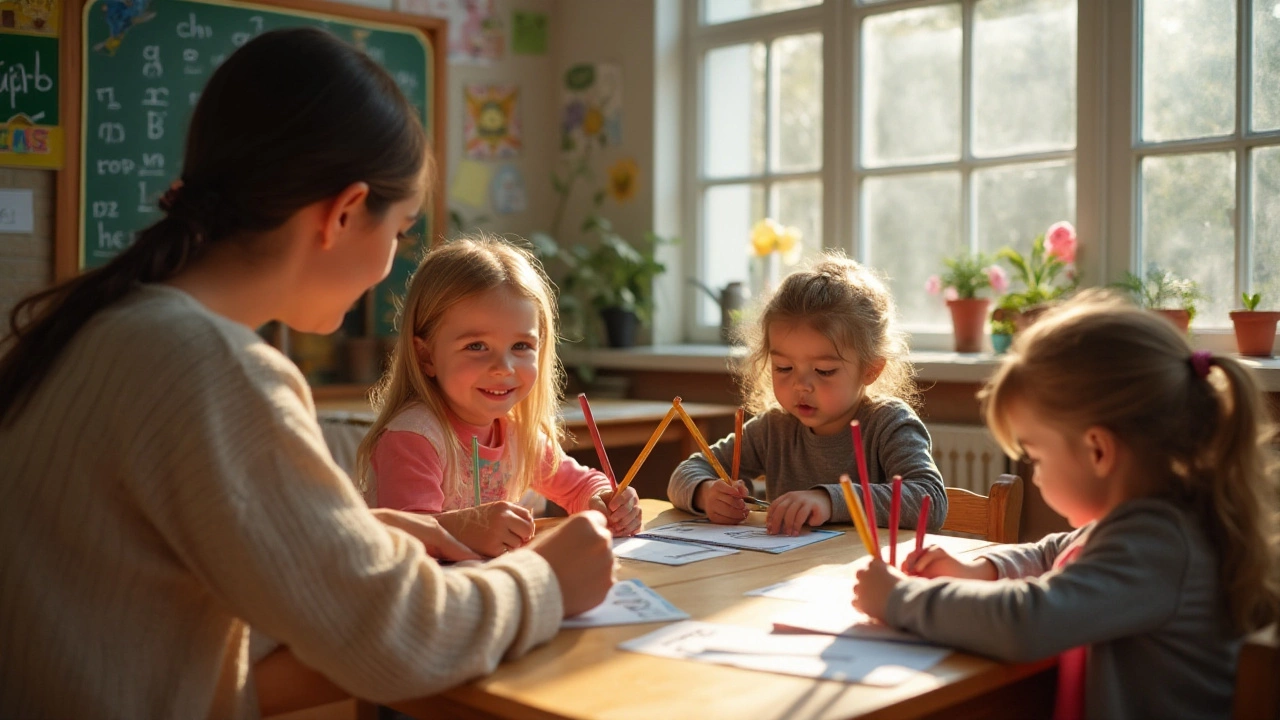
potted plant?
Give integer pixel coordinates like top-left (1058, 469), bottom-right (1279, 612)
top-left (925, 253), bottom-right (1008, 353)
top-left (1113, 264), bottom-right (1204, 333)
top-left (995, 220), bottom-right (1080, 332)
top-left (990, 303), bottom-right (1017, 354)
top-left (1230, 292), bottom-right (1280, 357)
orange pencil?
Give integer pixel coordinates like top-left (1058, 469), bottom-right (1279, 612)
top-left (615, 405), bottom-right (678, 494)
top-left (673, 398), bottom-right (732, 485)
top-left (577, 393), bottom-right (616, 489)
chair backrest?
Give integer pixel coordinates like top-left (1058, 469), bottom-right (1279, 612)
top-left (939, 474), bottom-right (1024, 543)
top-left (1234, 626), bottom-right (1280, 720)
top-left (318, 411), bottom-right (376, 506)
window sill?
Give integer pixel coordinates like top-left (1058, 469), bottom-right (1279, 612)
top-left (561, 344), bottom-right (1280, 390)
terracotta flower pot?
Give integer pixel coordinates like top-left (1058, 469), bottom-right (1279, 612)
top-left (947, 298), bottom-right (990, 353)
top-left (1230, 311), bottom-right (1280, 357)
top-left (1151, 308), bottom-right (1191, 334)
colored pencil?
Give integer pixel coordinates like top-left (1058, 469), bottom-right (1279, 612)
top-left (673, 398), bottom-right (733, 485)
top-left (890, 475), bottom-right (902, 567)
top-left (839, 474), bottom-right (879, 559)
top-left (577, 393), bottom-right (617, 489)
top-left (472, 435), bottom-right (482, 507)
top-left (731, 407), bottom-right (744, 484)
top-left (850, 421), bottom-right (881, 549)
top-left (616, 405), bottom-right (678, 494)
top-left (915, 495), bottom-right (932, 555)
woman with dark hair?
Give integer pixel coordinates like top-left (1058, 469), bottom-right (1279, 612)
top-left (0, 27), bottom-right (613, 717)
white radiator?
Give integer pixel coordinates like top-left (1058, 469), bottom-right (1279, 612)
top-left (926, 423), bottom-right (1010, 494)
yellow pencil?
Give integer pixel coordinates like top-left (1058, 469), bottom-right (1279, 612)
top-left (673, 398), bottom-right (733, 485)
top-left (615, 405), bottom-right (679, 494)
top-left (840, 474), bottom-right (880, 559)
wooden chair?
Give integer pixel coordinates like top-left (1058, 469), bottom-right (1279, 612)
top-left (1234, 626), bottom-right (1280, 720)
top-left (939, 474), bottom-right (1024, 544)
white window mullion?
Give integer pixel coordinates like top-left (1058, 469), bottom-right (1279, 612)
top-left (961, 0), bottom-right (975, 254)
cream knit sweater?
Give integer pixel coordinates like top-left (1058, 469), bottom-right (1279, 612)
top-left (0, 284), bottom-right (563, 718)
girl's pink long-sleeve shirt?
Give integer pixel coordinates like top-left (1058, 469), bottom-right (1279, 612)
top-left (372, 402), bottom-right (611, 514)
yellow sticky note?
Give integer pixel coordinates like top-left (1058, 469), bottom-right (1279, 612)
top-left (450, 159), bottom-right (493, 209)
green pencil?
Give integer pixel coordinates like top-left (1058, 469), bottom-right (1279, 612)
top-left (472, 435), bottom-right (482, 507)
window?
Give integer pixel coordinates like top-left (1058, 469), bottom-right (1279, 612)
top-left (685, 1), bottom-right (1276, 346)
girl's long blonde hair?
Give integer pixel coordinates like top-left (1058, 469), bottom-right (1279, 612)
top-left (356, 234), bottom-right (564, 506)
top-left (735, 253), bottom-right (918, 415)
top-left (981, 290), bottom-right (1280, 634)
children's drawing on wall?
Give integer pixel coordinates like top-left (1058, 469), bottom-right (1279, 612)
top-left (1, 0), bottom-right (58, 33)
top-left (607, 157), bottom-right (638, 204)
top-left (511, 10), bottom-right (547, 55)
top-left (93, 0), bottom-right (153, 54)
top-left (490, 164), bottom-right (527, 215)
top-left (450, 158), bottom-right (493, 210)
top-left (464, 85), bottom-right (521, 159)
top-left (561, 63), bottom-right (622, 153)
top-left (399, 0), bottom-right (503, 65)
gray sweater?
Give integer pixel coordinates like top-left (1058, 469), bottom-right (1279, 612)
top-left (886, 498), bottom-right (1239, 719)
top-left (667, 398), bottom-right (947, 529)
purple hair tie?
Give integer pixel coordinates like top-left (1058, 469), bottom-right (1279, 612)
top-left (1190, 350), bottom-right (1213, 379)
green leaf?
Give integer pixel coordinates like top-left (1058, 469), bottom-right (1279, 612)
top-left (1243, 292), bottom-right (1262, 311)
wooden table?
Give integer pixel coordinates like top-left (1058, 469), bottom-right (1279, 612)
top-left (314, 397), bottom-right (738, 461)
top-left (392, 500), bottom-right (1056, 720)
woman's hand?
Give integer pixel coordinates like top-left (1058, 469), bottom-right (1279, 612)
top-left (369, 508), bottom-right (480, 562)
top-left (766, 489), bottom-right (832, 536)
top-left (432, 502), bottom-right (536, 558)
top-left (590, 487), bottom-right (642, 537)
top-left (527, 511), bottom-right (615, 617)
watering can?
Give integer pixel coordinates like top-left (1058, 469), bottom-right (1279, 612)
top-left (690, 279), bottom-right (748, 344)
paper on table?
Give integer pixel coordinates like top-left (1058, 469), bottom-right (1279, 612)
top-left (745, 574), bottom-right (854, 602)
top-left (613, 537), bottom-right (739, 566)
top-left (620, 620), bottom-right (949, 686)
top-left (638, 520), bottom-right (841, 554)
top-left (771, 604), bottom-right (934, 646)
top-left (562, 579), bottom-right (689, 628)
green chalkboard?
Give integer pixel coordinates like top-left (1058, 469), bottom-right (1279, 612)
top-left (1, 33), bottom-right (59, 125)
top-left (79, 0), bottom-right (436, 335)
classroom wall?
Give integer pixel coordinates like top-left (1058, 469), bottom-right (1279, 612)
top-left (0, 169), bottom-right (54, 323)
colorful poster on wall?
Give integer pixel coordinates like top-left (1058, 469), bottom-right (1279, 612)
top-left (464, 84), bottom-right (520, 159)
top-left (0, 0), bottom-right (62, 168)
top-left (399, 0), bottom-right (502, 65)
top-left (560, 62), bottom-right (621, 154)
top-left (450, 158), bottom-right (492, 210)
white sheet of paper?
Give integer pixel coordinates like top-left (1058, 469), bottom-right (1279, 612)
top-left (771, 604), bottom-right (933, 646)
top-left (613, 537), bottom-right (739, 565)
top-left (745, 574), bottom-right (854, 602)
top-left (561, 579), bottom-right (689, 628)
top-left (620, 620), bottom-right (950, 686)
top-left (638, 521), bottom-right (841, 554)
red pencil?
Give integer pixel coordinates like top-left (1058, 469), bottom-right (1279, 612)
top-left (915, 495), bottom-right (931, 555)
top-left (850, 421), bottom-right (881, 549)
top-left (890, 475), bottom-right (902, 567)
top-left (577, 393), bottom-right (616, 489)
top-left (732, 407), bottom-right (744, 484)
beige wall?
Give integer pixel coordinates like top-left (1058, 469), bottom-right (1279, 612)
top-left (0, 169), bottom-right (55, 324)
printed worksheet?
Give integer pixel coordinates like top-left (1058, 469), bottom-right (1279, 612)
top-left (771, 604), bottom-right (933, 646)
top-left (638, 521), bottom-right (841, 554)
top-left (562, 579), bottom-right (690, 628)
top-left (612, 537), bottom-right (739, 565)
top-left (620, 620), bottom-right (950, 686)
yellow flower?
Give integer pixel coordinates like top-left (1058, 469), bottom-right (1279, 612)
top-left (607, 158), bottom-right (639, 203)
top-left (583, 107), bottom-right (604, 137)
top-left (751, 219), bottom-right (783, 256)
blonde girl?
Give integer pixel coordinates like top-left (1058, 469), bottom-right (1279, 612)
top-left (359, 234), bottom-right (641, 557)
top-left (668, 254), bottom-right (947, 535)
top-left (854, 290), bottom-right (1280, 719)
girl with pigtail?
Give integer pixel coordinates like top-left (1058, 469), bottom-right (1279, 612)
top-left (854, 290), bottom-right (1280, 720)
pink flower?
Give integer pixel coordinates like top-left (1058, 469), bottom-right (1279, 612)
top-left (943, 286), bottom-right (959, 302)
top-left (1045, 221), bottom-right (1078, 264)
top-left (985, 265), bottom-right (1009, 294)
top-left (925, 274), bottom-right (942, 295)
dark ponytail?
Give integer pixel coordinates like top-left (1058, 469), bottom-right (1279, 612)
top-left (0, 27), bottom-right (428, 424)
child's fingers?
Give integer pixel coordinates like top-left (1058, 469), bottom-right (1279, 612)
top-left (905, 545), bottom-right (947, 577)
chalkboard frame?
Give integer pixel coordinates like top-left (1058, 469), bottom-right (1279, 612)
top-left (55, 0), bottom-right (447, 281)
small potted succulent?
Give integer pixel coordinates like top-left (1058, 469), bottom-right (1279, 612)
top-left (1229, 292), bottom-right (1280, 357)
top-left (989, 303), bottom-right (1018, 354)
top-left (926, 253), bottom-right (1008, 353)
top-left (1113, 264), bottom-right (1204, 333)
